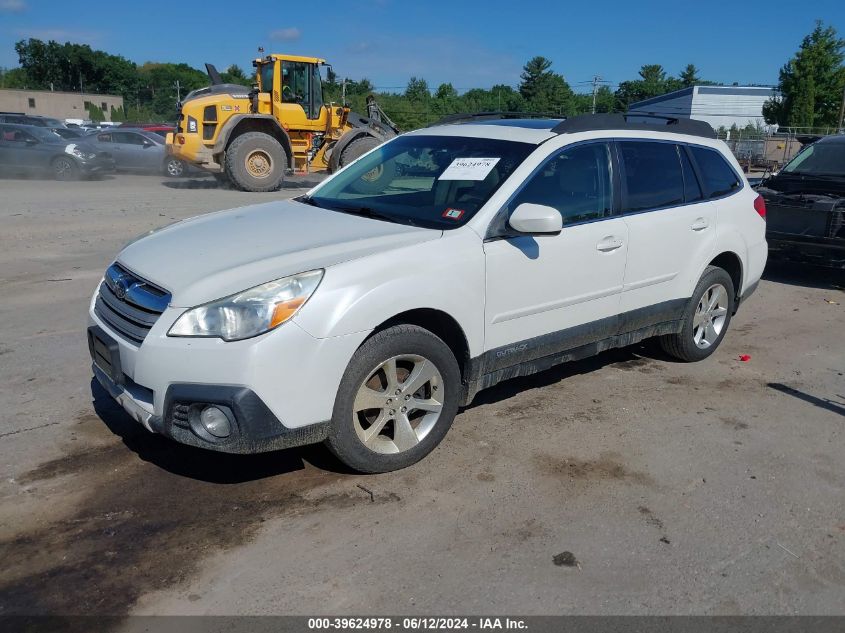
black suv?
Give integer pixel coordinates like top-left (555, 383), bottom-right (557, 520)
top-left (757, 134), bottom-right (845, 268)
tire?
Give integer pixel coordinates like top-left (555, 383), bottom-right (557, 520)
top-left (163, 157), bottom-right (185, 178)
top-left (224, 132), bottom-right (287, 192)
top-left (660, 266), bottom-right (736, 362)
top-left (326, 325), bottom-right (461, 473)
top-left (339, 136), bottom-right (394, 195)
top-left (52, 156), bottom-right (78, 181)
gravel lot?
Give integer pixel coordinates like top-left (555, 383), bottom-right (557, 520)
top-left (0, 173), bottom-right (843, 617)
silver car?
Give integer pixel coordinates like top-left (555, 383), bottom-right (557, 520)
top-left (85, 129), bottom-right (186, 177)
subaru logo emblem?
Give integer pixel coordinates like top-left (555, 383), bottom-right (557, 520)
top-left (115, 277), bottom-right (130, 300)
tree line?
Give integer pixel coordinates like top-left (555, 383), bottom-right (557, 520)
top-left (0, 20), bottom-right (842, 131)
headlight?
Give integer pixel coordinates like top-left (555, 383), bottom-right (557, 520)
top-left (71, 148), bottom-right (95, 160)
top-left (168, 270), bottom-right (323, 341)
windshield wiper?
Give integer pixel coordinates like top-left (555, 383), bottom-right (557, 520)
top-left (331, 205), bottom-right (404, 224)
top-left (296, 195), bottom-right (321, 207)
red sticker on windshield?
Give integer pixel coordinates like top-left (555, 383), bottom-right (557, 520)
top-left (442, 208), bottom-right (465, 220)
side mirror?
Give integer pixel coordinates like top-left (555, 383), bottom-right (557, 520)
top-left (508, 203), bottom-right (562, 235)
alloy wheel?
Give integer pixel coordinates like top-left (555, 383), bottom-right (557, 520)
top-left (352, 354), bottom-right (444, 454)
top-left (693, 283), bottom-right (729, 349)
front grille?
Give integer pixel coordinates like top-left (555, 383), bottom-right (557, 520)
top-left (172, 402), bottom-right (191, 429)
top-left (94, 263), bottom-right (170, 345)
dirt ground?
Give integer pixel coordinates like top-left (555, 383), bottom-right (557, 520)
top-left (0, 173), bottom-right (843, 618)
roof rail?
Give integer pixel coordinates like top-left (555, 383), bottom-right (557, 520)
top-left (552, 113), bottom-right (716, 139)
top-left (428, 111), bottom-right (557, 127)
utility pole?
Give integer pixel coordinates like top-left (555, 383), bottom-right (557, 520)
top-left (591, 76), bottom-right (602, 114)
top-left (174, 79), bottom-right (181, 103)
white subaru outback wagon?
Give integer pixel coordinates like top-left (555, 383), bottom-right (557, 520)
top-left (88, 113), bottom-right (767, 473)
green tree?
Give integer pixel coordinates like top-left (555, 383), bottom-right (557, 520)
top-left (221, 64), bottom-right (251, 86)
top-left (763, 20), bottom-right (845, 128)
top-left (137, 62), bottom-right (207, 118)
top-left (0, 66), bottom-right (29, 88)
top-left (15, 38), bottom-right (137, 99)
top-left (110, 105), bottom-right (126, 122)
top-left (434, 82), bottom-right (458, 101)
top-left (518, 56), bottom-right (573, 113)
top-left (679, 64), bottom-right (701, 87)
top-left (86, 102), bottom-right (104, 122)
top-left (404, 77), bottom-right (430, 102)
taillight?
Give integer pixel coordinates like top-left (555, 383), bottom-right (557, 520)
top-left (753, 194), bottom-right (766, 219)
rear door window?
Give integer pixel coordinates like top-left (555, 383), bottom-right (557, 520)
top-left (114, 132), bottom-right (146, 145)
top-left (619, 141), bottom-right (684, 213)
top-left (689, 146), bottom-right (741, 198)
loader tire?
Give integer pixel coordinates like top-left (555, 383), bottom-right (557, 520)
top-left (224, 132), bottom-right (286, 192)
top-left (340, 135), bottom-right (394, 195)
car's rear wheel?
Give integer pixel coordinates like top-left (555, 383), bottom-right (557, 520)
top-left (660, 265), bottom-right (735, 362)
top-left (52, 156), bottom-right (78, 181)
top-left (326, 325), bottom-right (460, 473)
top-left (164, 157), bottom-right (185, 177)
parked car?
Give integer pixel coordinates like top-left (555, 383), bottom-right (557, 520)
top-left (87, 113), bottom-right (767, 473)
top-left (0, 122), bottom-right (115, 180)
top-left (756, 134), bottom-right (845, 268)
top-left (51, 127), bottom-right (86, 140)
top-left (0, 113), bottom-right (67, 128)
top-left (85, 128), bottom-right (186, 177)
top-left (118, 124), bottom-right (177, 140)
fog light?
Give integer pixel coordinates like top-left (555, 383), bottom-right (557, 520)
top-left (200, 406), bottom-right (231, 438)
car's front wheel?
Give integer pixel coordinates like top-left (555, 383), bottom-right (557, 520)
top-left (52, 156), bottom-right (78, 181)
top-left (164, 157), bottom-right (185, 177)
top-left (660, 265), bottom-right (735, 362)
top-left (326, 325), bottom-right (460, 473)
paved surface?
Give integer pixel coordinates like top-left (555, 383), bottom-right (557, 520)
top-left (0, 173), bottom-right (843, 617)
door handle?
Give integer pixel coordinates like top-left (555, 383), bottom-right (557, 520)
top-left (691, 218), bottom-right (709, 231)
top-left (596, 236), bottom-right (624, 252)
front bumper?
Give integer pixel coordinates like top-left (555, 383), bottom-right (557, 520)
top-left (767, 233), bottom-right (845, 268)
top-left (79, 156), bottom-right (116, 174)
top-left (88, 289), bottom-right (368, 453)
top-left (92, 357), bottom-right (329, 453)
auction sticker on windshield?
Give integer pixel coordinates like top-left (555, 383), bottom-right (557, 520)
top-left (439, 157), bottom-right (500, 181)
top-left (442, 208), bottom-right (465, 220)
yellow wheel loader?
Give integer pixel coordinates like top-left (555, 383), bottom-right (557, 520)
top-left (165, 54), bottom-right (398, 192)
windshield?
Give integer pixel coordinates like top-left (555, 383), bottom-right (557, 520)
top-left (309, 135), bottom-right (535, 229)
top-left (782, 141), bottom-right (845, 177)
top-left (26, 126), bottom-right (62, 142)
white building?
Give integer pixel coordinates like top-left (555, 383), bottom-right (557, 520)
top-left (628, 85), bottom-right (778, 131)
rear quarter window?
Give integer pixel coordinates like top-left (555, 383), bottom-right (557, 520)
top-left (690, 146), bottom-right (741, 198)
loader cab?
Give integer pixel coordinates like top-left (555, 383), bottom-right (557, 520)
top-left (255, 55), bottom-right (327, 130)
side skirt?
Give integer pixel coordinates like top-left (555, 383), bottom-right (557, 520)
top-left (462, 298), bottom-right (687, 406)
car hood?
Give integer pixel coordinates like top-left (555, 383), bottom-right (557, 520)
top-left (762, 173), bottom-right (845, 197)
top-left (116, 199), bottom-right (441, 307)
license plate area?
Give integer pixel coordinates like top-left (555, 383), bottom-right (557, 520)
top-left (88, 325), bottom-right (124, 386)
